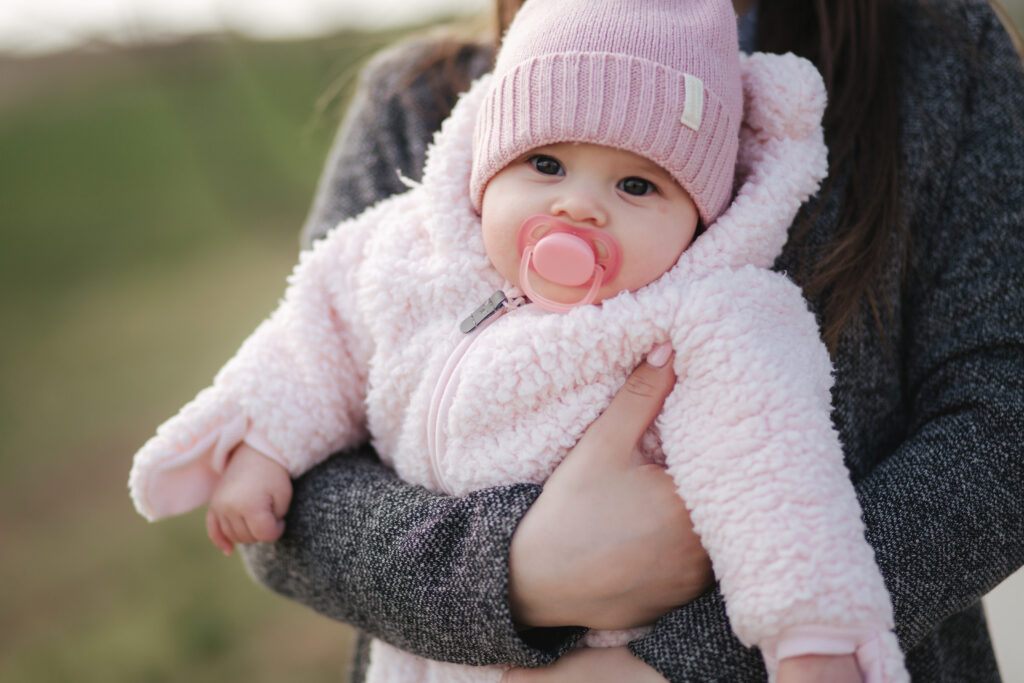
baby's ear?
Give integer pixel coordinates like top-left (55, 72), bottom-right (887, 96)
top-left (740, 52), bottom-right (827, 141)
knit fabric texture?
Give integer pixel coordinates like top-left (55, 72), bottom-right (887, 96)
top-left (242, 1), bottom-right (1022, 681)
top-left (470, 0), bottom-right (742, 224)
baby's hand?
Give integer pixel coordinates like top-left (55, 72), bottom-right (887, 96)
top-left (205, 443), bottom-right (292, 555)
top-left (777, 653), bottom-right (861, 683)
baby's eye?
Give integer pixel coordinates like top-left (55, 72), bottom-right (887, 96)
top-left (618, 177), bottom-right (657, 196)
top-left (529, 155), bottom-right (564, 176)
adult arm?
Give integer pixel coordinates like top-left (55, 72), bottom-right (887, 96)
top-left (245, 445), bottom-right (573, 666)
top-left (628, 5), bottom-right (1024, 680)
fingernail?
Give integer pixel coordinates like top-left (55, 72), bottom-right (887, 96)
top-left (646, 342), bottom-right (672, 368)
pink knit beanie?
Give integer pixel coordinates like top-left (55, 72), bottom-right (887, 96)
top-left (470, 0), bottom-right (742, 225)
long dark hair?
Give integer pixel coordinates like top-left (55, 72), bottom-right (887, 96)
top-left (756, 0), bottom-right (905, 350)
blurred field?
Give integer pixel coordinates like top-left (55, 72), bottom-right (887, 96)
top-left (0, 27), bottom-right (416, 682)
top-left (1, 6), bottom-right (1022, 683)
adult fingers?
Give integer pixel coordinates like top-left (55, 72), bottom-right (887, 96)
top-left (577, 344), bottom-right (675, 464)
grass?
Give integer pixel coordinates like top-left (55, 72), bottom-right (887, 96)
top-left (0, 27), bottom-right (421, 682)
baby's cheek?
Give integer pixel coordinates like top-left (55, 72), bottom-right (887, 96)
top-left (629, 247), bottom-right (680, 287)
top-left (481, 228), bottom-right (519, 285)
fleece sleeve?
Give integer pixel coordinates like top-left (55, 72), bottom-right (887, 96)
top-left (657, 268), bottom-right (904, 681)
top-left (129, 198), bottom-right (382, 522)
top-left (629, 6), bottom-right (1024, 681)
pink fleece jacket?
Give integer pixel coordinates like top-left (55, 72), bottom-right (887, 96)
top-left (129, 53), bottom-right (907, 682)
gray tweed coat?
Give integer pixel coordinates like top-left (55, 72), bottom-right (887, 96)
top-left (241, 1), bottom-right (1024, 680)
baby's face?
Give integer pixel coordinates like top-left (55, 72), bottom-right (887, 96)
top-left (481, 142), bottom-right (699, 307)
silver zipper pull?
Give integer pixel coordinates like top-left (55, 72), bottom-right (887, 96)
top-left (460, 291), bottom-right (508, 333)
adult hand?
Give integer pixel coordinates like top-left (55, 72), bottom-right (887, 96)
top-left (502, 647), bottom-right (667, 682)
top-left (508, 347), bottom-right (712, 630)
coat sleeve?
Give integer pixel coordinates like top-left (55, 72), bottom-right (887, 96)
top-left (243, 448), bottom-right (584, 669)
top-left (129, 198), bottom-right (385, 522)
top-left (630, 5), bottom-right (1024, 681)
top-left (657, 267), bottom-right (904, 680)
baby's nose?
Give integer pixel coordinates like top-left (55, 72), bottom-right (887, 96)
top-left (551, 189), bottom-right (607, 225)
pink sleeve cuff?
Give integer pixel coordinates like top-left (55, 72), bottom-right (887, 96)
top-left (134, 410), bottom-right (249, 520)
top-left (209, 412), bottom-right (248, 474)
top-left (197, 414), bottom-right (287, 476)
top-left (761, 624), bottom-right (905, 683)
top-left (775, 624), bottom-right (862, 659)
top-left (242, 427), bottom-right (288, 472)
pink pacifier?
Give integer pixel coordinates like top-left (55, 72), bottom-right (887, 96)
top-left (516, 215), bottom-right (622, 313)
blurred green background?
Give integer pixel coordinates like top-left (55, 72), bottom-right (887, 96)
top-left (0, 24), bottom-right (419, 682)
top-left (1, 4), bottom-right (1022, 683)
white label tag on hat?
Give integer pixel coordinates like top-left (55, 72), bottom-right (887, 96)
top-left (681, 74), bottom-right (704, 131)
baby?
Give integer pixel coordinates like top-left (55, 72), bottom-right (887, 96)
top-left (130, 1), bottom-right (907, 681)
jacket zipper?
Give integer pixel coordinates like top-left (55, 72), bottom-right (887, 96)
top-left (427, 290), bottom-right (526, 493)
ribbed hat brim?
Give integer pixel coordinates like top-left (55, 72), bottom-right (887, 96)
top-left (470, 51), bottom-right (738, 224)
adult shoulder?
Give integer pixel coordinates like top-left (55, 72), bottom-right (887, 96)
top-left (891, 0), bottom-right (1022, 247)
top-left (355, 31), bottom-right (495, 117)
top-left (892, 0), bottom-right (1021, 101)
top-left (300, 32), bottom-right (494, 247)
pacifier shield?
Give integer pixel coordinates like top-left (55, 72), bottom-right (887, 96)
top-left (514, 215), bottom-right (623, 313)
top-left (516, 215), bottom-right (621, 284)
top-left (531, 232), bottom-right (595, 287)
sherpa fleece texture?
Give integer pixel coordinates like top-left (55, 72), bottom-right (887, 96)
top-left (130, 53), bottom-right (905, 682)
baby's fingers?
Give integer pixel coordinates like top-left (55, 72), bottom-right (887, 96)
top-left (206, 507), bottom-right (235, 556)
top-left (247, 508), bottom-right (286, 543)
top-left (222, 511), bottom-right (258, 546)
